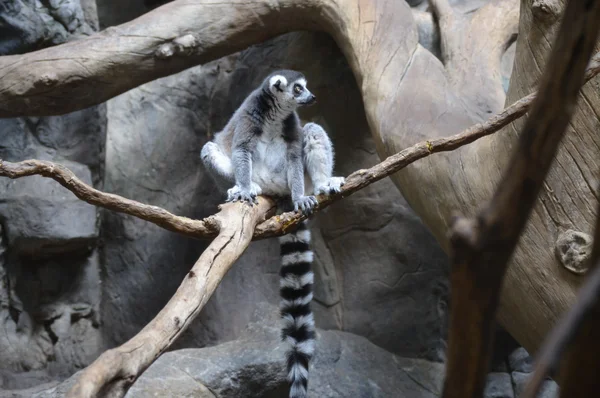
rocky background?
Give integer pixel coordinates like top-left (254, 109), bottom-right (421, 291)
top-left (0, 0), bottom-right (557, 397)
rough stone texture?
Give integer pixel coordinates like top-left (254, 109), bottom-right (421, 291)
top-left (125, 303), bottom-right (444, 398)
top-left (511, 371), bottom-right (558, 398)
top-left (0, 161), bottom-right (97, 256)
top-left (0, 0), bottom-right (97, 56)
top-left (508, 347), bottom-right (533, 374)
top-left (0, 0), bottom-right (106, 391)
top-left (479, 332), bottom-right (559, 398)
top-left (5, 304), bottom-right (443, 397)
top-left (485, 373), bottom-right (514, 398)
top-left (99, 29), bottom-right (450, 362)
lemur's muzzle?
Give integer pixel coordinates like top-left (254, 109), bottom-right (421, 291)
top-left (304, 94), bottom-right (317, 105)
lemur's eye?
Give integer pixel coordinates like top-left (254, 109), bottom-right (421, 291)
top-left (294, 84), bottom-right (303, 95)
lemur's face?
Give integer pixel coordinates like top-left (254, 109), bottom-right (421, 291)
top-left (268, 74), bottom-right (316, 108)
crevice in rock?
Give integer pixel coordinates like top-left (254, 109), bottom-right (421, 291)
top-left (43, 320), bottom-right (59, 345)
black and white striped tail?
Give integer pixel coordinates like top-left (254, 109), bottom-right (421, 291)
top-left (279, 220), bottom-right (315, 398)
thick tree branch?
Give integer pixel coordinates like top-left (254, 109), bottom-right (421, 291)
top-left (66, 198), bottom-right (274, 398)
top-left (0, 0), bottom-right (324, 117)
top-left (441, 0), bottom-right (600, 396)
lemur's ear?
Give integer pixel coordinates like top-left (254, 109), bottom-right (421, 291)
top-left (269, 75), bottom-right (287, 93)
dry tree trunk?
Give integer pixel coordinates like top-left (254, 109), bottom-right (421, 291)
top-left (440, 0), bottom-right (600, 394)
top-left (441, 0), bottom-right (600, 352)
top-left (0, 0), bottom-right (595, 383)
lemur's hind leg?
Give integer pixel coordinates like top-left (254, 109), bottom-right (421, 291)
top-left (302, 122), bottom-right (345, 195)
top-left (200, 141), bottom-right (262, 196)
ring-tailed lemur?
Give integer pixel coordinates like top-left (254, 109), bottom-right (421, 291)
top-left (200, 70), bottom-right (344, 398)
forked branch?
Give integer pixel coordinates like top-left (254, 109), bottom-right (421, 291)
top-left (66, 198), bottom-right (276, 398)
top-left (2, 49), bottom-right (600, 241)
top-left (441, 0), bottom-right (600, 396)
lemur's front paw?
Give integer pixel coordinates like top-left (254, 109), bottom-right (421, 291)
top-left (226, 184), bottom-right (260, 204)
top-left (293, 195), bottom-right (318, 215)
top-left (314, 176), bottom-right (346, 195)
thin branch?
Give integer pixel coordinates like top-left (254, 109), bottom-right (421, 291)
top-left (3, 51), bottom-right (600, 240)
top-left (0, 159), bottom-right (220, 238)
top-left (441, 0), bottom-right (600, 396)
top-left (66, 198), bottom-right (275, 398)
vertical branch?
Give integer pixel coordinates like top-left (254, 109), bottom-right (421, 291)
top-left (554, 184), bottom-right (600, 397)
top-left (441, 0), bottom-right (600, 397)
top-left (556, 275), bottom-right (600, 397)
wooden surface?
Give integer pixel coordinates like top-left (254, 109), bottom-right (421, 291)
top-left (441, 0), bottom-right (600, 394)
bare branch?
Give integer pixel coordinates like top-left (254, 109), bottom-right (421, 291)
top-left (0, 159), bottom-right (220, 238)
top-left (3, 50), bottom-right (600, 239)
top-left (66, 198), bottom-right (275, 398)
top-left (441, 0), bottom-right (600, 396)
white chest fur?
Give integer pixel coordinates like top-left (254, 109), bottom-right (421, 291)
top-left (252, 128), bottom-right (289, 195)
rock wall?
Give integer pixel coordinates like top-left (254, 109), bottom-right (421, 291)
top-left (0, 0), bottom-right (106, 390)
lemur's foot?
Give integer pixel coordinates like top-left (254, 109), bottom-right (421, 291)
top-left (226, 184), bottom-right (261, 204)
top-left (251, 182), bottom-right (263, 196)
top-left (293, 195), bottom-right (318, 215)
top-left (314, 176), bottom-right (345, 196)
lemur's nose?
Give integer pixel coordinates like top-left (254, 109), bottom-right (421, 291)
top-left (308, 94), bottom-right (317, 104)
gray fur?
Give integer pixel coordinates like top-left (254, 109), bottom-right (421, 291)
top-left (200, 70), bottom-right (344, 398)
top-left (200, 70), bottom-right (344, 212)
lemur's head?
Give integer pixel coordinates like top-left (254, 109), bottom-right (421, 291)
top-left (265, 70), bottom-right (316, 108)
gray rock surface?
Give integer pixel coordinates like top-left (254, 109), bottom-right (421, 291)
top-left (485, 373), bottom-right (514, 398)
top-left (0, 0), bottom-right (106, 390)
top-left (0, 0), bottom-right (97, 55)
top-left (480, 336), bottom-right (559, 398)
top-left (126, 303), bottom-right (444, 398)
top-left (0, 161), bottom-right (98, 256)
top-left (511, 371), bottom-right (558, 398)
